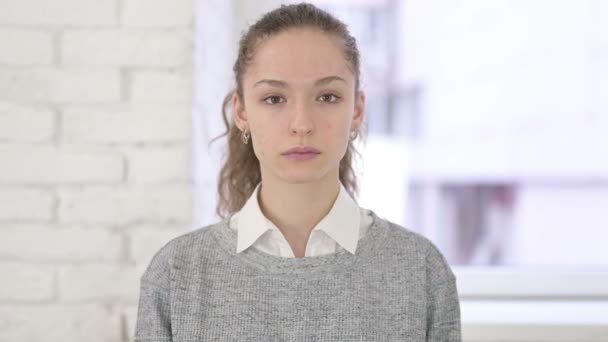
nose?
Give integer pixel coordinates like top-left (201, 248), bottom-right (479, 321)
top-left (289, 101), bottom-right (314, 137)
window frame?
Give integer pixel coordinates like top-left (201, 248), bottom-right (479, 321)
top-left (454, 266), bottom-right (608, 299)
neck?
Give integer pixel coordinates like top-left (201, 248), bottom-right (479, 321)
top-left (257, 170), bottom-right (341, 254)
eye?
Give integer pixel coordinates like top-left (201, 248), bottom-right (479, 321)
top-left (263, 95), bottom-right (285, 105)
top-left (318, 94), bottom-right (340, 103)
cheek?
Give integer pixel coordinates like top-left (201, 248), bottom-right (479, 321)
top-left (325, 118), bottom-right (349, 136)
top-left (250, 123), bottom-right (274, 158)
top-left (250, 129), bottom-right (264, 156)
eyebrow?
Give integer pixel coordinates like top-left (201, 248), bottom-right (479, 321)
top-left (253, 75), bottom-right (347, 88)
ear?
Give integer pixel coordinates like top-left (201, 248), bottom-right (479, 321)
top-left (352, 90), bottom-right (365, 130)
top-left (232, 92), bottom-right (249, 131)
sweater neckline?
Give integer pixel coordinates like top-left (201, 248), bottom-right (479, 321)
top-left (210, 209), bottom-right (390, 276)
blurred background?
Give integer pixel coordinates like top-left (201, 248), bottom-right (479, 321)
top-left (1, 0), bottom-right (607, 341)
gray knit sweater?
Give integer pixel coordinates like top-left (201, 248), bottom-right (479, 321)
top-left (134, 210), bottom-right (461, 341)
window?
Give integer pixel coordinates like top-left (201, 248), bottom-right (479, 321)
top-left (193, 1), bottom-right (608, 338)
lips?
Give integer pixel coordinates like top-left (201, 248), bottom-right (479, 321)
top-left (281, 146), bottom-right (321, 161)
top-left (282, 146), bottom-right (321, 155)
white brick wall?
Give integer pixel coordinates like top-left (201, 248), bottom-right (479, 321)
top-left (0, 103), bottom-right (55, 142)
top-left (0, 68), bottom-right (122, 104)
top-left (57, 185), bottom-right (192, 225)
top-left (0, 188), bottom-right (54, 221)
top-left (58, 264), bottom-right (140, 302)
top-left (0, 263), bottom-right (54, 301)
top-left (0, 0), bottom-right (194, 340)
top-left (123, 146), bottom-right (190, 184)
top-left (62, 106), bottom-right (191, 143)
top-left (0, 0), bottom-right (118, 27)
top-left (131, 70), bottom-right (193, 103)
top-left (0, 145), bottom-right (124, 184)
top-left (0, 225), bottom-right (123, 262)
top-left (0, 29), bottom-right (53, 65)
top-left (0, 305), bottom-right (123, 342)
top-left (62, 30), bottom-right (191, 67)
top-left (122, 0), bottom-right (193, 28)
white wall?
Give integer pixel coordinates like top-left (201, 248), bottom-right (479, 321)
top-left (0, 0), bottom-right (194, 340)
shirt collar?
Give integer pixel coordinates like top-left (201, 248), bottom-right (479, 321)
top-left (234, 182), bottom-right (362, 255)
top-left (312, 182), bottom-right (361, 254)
top-left (235, 182), bottom-right (270, 254)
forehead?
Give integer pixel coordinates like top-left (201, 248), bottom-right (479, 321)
top-left (244, 28), bottom-right (353, 86)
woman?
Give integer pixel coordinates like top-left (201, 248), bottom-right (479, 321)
top-left (135, 3), bottom-right (461, 341)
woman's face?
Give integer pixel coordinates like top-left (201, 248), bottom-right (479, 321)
top-left (233, 28), bottom-right (365, 185)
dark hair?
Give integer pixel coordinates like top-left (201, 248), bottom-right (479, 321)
top-left (211, 3), bottom-right (367, 218)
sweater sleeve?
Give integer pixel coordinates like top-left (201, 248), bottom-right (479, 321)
top-left (425, 242), bottom-right (462, 342)
top-left (134, 243), bottom-right (174, 342)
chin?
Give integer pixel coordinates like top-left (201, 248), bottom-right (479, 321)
top-left (280, 173), bottom-right (323, 184)
top-left (278, 164), bottom-right (338, 185)
top-left (262, 156), bottom-right (336, 184)
top-left (274, 168), bottom-right (327, 184)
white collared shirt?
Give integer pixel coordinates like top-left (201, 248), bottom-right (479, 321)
top-left (229, 182), bottom-right (373, 257)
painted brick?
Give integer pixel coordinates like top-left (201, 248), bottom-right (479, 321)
top-left (123, 145), bottom-right (190, 183)
top-left (0, 187), bottom-right (53, 221)
top-left (0, 68), bottom-right (121, 104)
top-left (0, 263), bottom-right (54, 301)
top-left (122, 0), bottom-right (193, 28)
top-left (62, 106), bottom-right (190, 143)
top-left (0, 28), bottom-right (53, 65)
top-left (0, 304), bottom-right (121, 341)
top-left (62, 30), bottom-right (191, 67)
top-left (0, 0), bottom-right (117, 27)
top-left (0, 145), bottom-right (123, 184)
top-left (131, 70), bottom-right (192, 103)
top-left (0, 225), bottom-right (122, 262)
top-left (58, 185), bottom-right (192, 225)
top-left (57, 264), bottom-right (140, 302)
top-left (0, 102), bottom-right (54, 142)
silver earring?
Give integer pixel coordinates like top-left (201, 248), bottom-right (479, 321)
top-left (241, 129), bottom-right (249, 144)
top-left (350, 129), bottom-right (358, 140)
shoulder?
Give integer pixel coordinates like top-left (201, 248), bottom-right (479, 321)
top-left (139, 220), bottom-right (225, 285)
top-left (373, 213), bottom-right (439, 258)
top-left (372, 212), bottom-right (456, 284)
